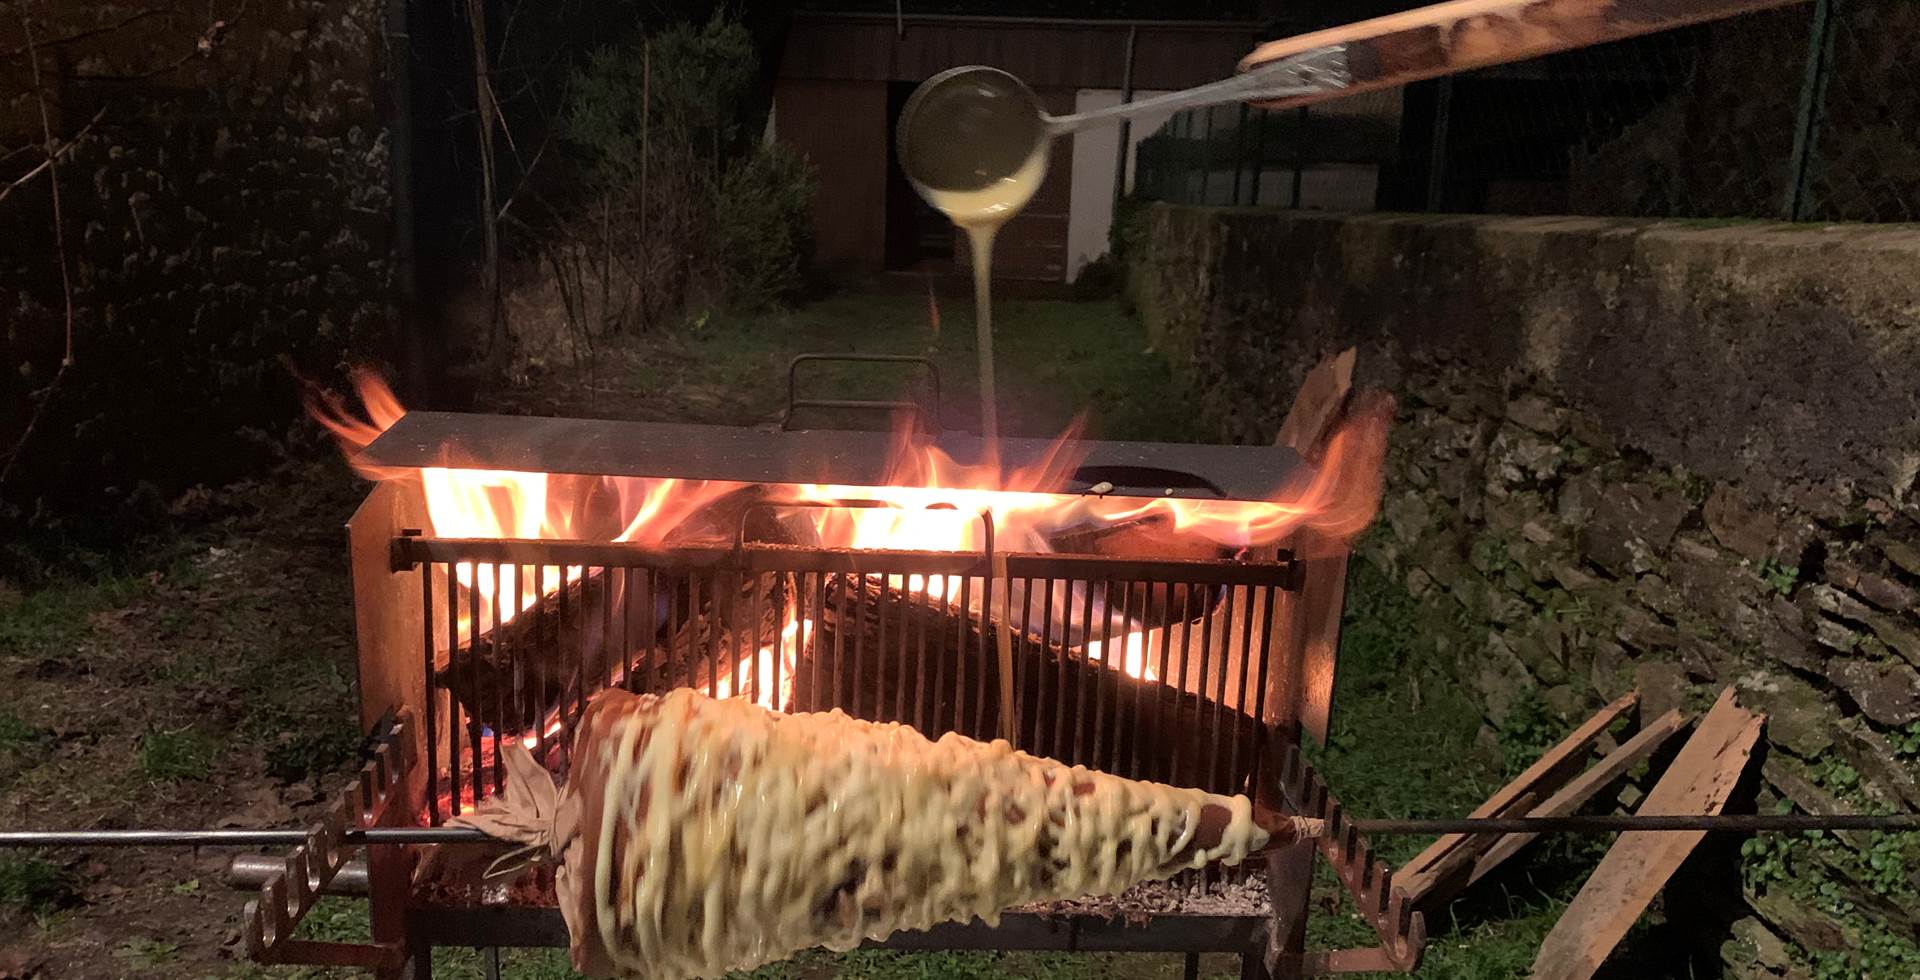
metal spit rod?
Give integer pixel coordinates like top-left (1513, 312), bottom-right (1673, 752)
top-left (4, 812), bottom-right (1918, 849)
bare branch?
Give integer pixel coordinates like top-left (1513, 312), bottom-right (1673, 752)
top-left (0, 106), bottom-right (106, 208)
top-left (64, 7), bottom-right (237, 82)
top-left (0, 0), bottom-right (76, 489)
top-left (0, 6), bottom-right (165, 61)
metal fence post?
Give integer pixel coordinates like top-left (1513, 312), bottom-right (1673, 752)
top-left (1231, 102), bottom-right (1251, 204)
top-left (1249, 108), bottom-right (1268, 206)
top-left (1198, 108), bottom-right (1215, 204)
top-left (1783, 0), bottom-right (1837, 221)
top-left (1425, 77), bottom-right (1453, 212)
top-left (1111, 25), bottom-right (1138, 211)
top-left (1290, 106), bottom-right (1308, 208)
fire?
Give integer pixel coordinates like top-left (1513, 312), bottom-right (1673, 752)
top-left (1085, 630), bottom-right (1155, 682)
top-left (785, 401), bottom-right (1389, 559)
top-left (311, 370), bottom-right (1385, 701)
top-left (307, 373), bottom-right (736, 637)
top-left (714, 619), bottom-right (812, 710)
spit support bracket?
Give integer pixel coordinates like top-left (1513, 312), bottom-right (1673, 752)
top-left (1277, 743), bottom-right (1428, 976)
top-left (240, 708), bottom-right (415, 971)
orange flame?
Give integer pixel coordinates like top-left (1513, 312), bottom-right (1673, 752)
top-left (311, 371), bottom-right (1388, 694)
top-left (713, 618), bottom-right (811, 710)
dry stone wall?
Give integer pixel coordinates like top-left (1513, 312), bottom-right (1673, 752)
top-left (0, 0), bottom-right (395, 527)
top-left (1129, 205), bottom-right (1920, 978)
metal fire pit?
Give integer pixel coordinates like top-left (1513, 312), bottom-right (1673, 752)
top-left (240, 408), bottom-right (1423, 980)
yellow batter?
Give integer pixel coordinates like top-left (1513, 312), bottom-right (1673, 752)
top-left (463, 688), bottom-right (1279, 980)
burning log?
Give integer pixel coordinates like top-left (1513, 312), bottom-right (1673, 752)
top-left (437, 487), bottom-right (805, 731)
top-left (439, 565), bottom-right (629, 733)
top-left (793, 572), bottom-right (1268, 794)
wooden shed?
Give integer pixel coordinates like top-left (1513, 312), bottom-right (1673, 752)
top-left (772, 13), bottom-right (1262, 282)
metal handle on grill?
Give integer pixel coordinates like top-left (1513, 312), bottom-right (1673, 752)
top-left (783, 353), bottom-right (943, 432)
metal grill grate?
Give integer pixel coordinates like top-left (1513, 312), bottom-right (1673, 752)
top-left (391, 535), bottom-right (1300, 826)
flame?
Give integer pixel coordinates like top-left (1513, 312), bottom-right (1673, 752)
top-left (714, 618), bottom-right (811, 710)
top-left (305, 366), bottom-right (407, 480)
top-left (308, 372), bottom-right (736, 636)
top-left (1085, 630), bottom-right (1156, 682)
top-left (521, 717), bottom-right (565, 751)
top-left (312, 370), bottom-right (1386, 709)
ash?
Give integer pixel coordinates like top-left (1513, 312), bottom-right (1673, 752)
top-left (1010, 872), bottom-right (1271, 924)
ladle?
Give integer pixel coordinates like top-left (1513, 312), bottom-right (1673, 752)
top-left (896, 44), bottom-right (1349, 195)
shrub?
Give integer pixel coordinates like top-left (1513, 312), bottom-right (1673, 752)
top-left (543, 13), bottom-right (815, 330)
top-left (566, 15), bottom-right (759, 179)
top-left (1070, 255), bottom-right (1122, 300)
top-left (713, 142), bottom-right (817, 309)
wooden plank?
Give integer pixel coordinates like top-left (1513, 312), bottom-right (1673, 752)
top-left (1466, 709), bottom-right (1690, 889)
top-left (1398, 790), bottom-right (1539, 904)
top-left (1400, 690), bottom-right (1638, 880)
top-left (1407, 708), bottom-right (1690, 906)
top-left (1240, 0), bottom-right (1807, 109)
top-left (1529, 689), bottom-right (1763, 980)
top-left (1275, 347), bottom-right (1355, 461)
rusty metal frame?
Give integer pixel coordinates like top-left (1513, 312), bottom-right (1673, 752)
top-left (241, 709), bottom-right (415, 971)
top-left (1276, 744), bottom-right (1427, 976)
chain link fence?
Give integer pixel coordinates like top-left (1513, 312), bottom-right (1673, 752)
top-left (1133, 0), bottom-right (1920, 223)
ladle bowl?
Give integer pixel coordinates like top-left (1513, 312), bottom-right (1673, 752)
top-left (895, 46), bottom-right (1351, 195)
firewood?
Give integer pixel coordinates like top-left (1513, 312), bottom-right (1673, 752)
top-left (1529, 689), bottom-right (1763, 980)
top-left (1275, 347), bottom-right (1356, 461)
top-left (1398, 690), bottom-right (1639, 886)
top-left (439, 565), bottom-right (630, 733)
top-left (793, 573), bottom-right (1267, 795)
top-left (437, 487), bottom-right (803, 731)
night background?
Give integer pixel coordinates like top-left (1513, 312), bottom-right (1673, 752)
top-left (1, 0), bottom-right (1917, 977)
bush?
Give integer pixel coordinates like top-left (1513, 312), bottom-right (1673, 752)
top-left (566, 15), bottom-right (759, 179)
top-left (713, 142), bottom-right (817, 309)
top-left (542, 13), bottom-right (816, 331)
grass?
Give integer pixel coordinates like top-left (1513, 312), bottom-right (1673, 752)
top-left (0, 854), bottom-right (80, 915)
top-left (517, 290), bottom-right (1211, 445)
top-left (0, 711), bottom-right (50, 755)
top-left (138, 727), bottom-right (219, 782)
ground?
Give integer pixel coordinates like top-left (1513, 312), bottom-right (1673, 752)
top-left (1, 290), bottom-right (1603, 978)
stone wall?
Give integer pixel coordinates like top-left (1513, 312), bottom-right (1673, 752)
top-left (1129, 206), bottom-right (1920, 978)
top-left (0, 0), bottom-right (395, 532)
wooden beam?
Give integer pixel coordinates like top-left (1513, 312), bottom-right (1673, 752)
top-left (1241, 0), bottom-right (1808, 109)
top-left (1529, 689), bottom-right (1763, 980)
top-left (1399, 690), bottom-right (1638, 883)
top-left (1407, 708), bottom-right (1690, 907)
top-left (1275, 347), bottom-right (1355, 461)
top-left (1398, 790), bottom-right (1540, 906)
